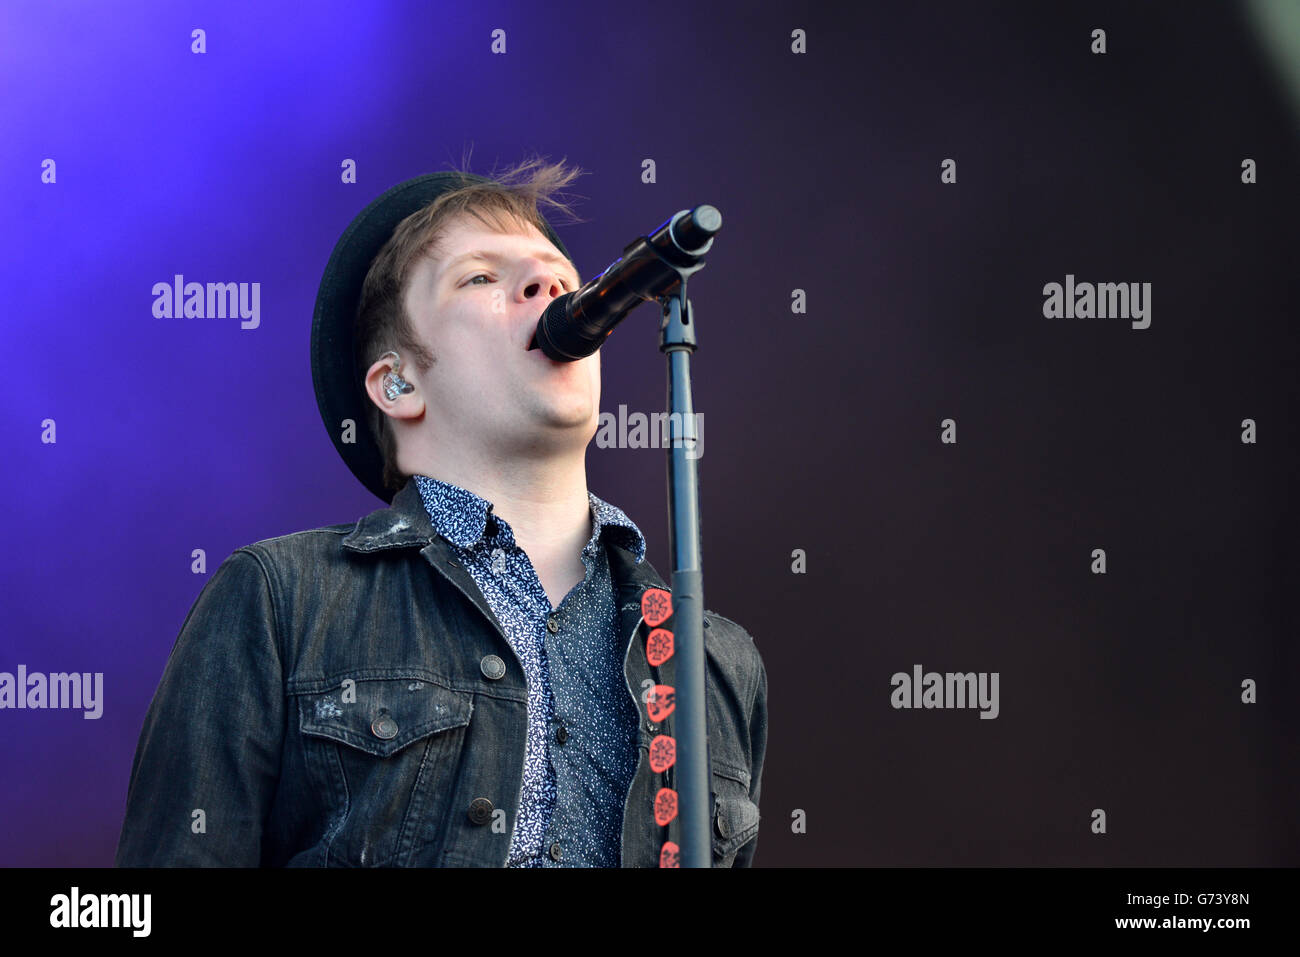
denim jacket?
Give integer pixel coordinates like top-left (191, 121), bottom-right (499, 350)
top-left (115, 478), bottom-right (768, 868)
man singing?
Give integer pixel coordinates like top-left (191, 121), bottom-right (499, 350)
top-left (115, 157), bottom-right (767, 867)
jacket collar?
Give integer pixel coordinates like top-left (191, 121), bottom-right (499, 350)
top-left (342, 477), bottom-right (670, 596)
top-left (340, 478), bottom-right (441, 553)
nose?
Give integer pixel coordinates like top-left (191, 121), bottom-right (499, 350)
top-left (521, 263), bottom-right (567, 302)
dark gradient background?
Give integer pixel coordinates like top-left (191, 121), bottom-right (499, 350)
top-left (2, 0), bottom-right (1297, 867)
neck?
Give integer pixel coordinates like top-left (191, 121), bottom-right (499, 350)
top-left (412, 445), bottom-right (593, 567)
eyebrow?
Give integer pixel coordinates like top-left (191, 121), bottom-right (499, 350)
top-left (440, 249), bottom-right (577, 282)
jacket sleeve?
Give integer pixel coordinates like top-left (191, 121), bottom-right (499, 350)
top-left (115, 548), bottom-right (285, 867)
top-left (733, 647), bottom-right (768, 868)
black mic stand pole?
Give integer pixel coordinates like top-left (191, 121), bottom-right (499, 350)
top-left (657, 219), bottom-right (713, 868)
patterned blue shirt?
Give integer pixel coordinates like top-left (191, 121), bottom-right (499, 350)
top-left (413, 474), bottom-right (646, 867)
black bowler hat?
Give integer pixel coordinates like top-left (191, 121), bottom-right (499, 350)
top-left (311, 171), bottom-right (574, 503)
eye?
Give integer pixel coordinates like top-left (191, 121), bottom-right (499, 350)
top-left (463, 273), bottom-right (493, 286)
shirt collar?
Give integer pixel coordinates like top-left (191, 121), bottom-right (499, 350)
top-left (412, 473), bottom-right (646, 564)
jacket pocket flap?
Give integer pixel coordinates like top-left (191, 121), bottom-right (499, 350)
top-left (712, 794), bottom-right (760, 856)
top-left (294, 678), bottom-right (473, 758)
top-left (711, 765), bottom-right (759, 857)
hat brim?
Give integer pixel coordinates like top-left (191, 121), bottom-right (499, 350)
top-left (311, 172), bottom-right (574, 503)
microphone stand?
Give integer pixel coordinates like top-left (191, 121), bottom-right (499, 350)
top-left (532, 204), bottom-right (721, 866)
top-left (658, 260), bottom-right (710, 868)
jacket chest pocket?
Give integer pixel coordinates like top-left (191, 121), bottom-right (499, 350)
top-left (710, 764), bottom-right (760, 867)
top-left (293, 677), bottom-right (474, 867)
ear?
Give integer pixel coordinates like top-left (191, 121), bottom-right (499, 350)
top-left (363, 355), bottom-right (425, 423)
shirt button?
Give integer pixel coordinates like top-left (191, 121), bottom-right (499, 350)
top-left (549, 841), bottom-right (563, 861)
top-left (371, 715), bottom-right (398, 740)
top-left (546, 615), bottom-right (559, 634)
top-left (555, 724), bottom-right (568, 745)
top-left (467, 798), bottom-right (494, 825)
top-left (480, 654), bottom-right (506, 680)
top-left (490, 548), bottom-right (506, 574)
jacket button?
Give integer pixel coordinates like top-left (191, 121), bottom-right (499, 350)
top-left (480, 654), bottom-right (506, 680)
top-left (555, 724), bottom-right (568, 745)
top-left (370, 715), bottom-right (398, 740)
top-left (549, 841), bottom-right (562, 861)
top-left (715, 806), bottom-right (730, 838)
top-left (467, 798), bottom-right (494, 825)
top-left (546, 615), bottom-right (559, 634)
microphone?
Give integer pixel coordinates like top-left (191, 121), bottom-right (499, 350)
top-left (527, 205), bottom-right (722, 360)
